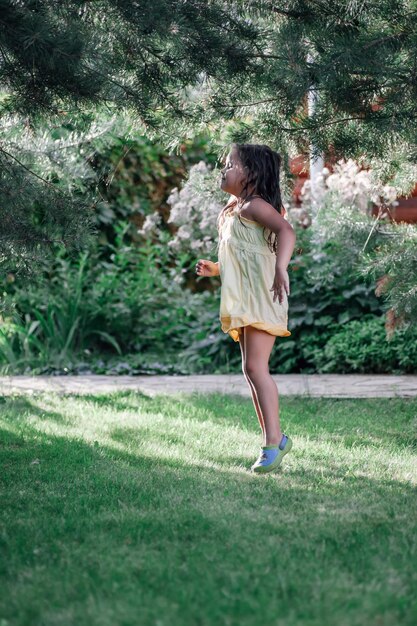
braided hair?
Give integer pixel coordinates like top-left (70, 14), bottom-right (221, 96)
top-left (217, 143), bottom-right (285, 254)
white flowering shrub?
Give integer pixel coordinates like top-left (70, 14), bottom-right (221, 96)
top-left (301, 158), bottom-right (398, 213)
top-left (296, 158), bottom-right (417, 331)
top-left (137, 211), bottom-right (162, 235)
top-left (138, 160), bottom-right (223, 255)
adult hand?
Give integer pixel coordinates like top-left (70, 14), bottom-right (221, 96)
top-left (270, 266), bottom-right (290, 304)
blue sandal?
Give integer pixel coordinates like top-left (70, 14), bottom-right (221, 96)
top-left (251, 434), bottom-right (293, 474)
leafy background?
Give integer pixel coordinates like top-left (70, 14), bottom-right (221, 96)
top-left (1, 128), bottom-right (416, 376)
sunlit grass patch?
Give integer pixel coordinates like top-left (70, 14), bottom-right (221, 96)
top-left (1, 392), bottom-right (416, 626)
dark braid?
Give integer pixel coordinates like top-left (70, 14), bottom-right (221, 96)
top-left (234, 143), bottom-right (284, 254)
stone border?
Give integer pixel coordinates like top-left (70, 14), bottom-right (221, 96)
top-left (0, 374), bottom-right (416, 398)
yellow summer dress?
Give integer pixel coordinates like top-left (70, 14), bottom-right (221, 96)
top-left (218, 208), bottom-right (291, 343)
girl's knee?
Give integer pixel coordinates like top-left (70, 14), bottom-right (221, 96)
top-left (245, 361), bottom-right (267, 380)
top-left (244, 362), bottom-right (254, 379)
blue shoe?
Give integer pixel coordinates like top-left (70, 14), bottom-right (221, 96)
top-left (251, 434), bottom-right (293, 474)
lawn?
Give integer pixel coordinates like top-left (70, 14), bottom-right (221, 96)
top-left (1, 391), bottom-right (416, 626)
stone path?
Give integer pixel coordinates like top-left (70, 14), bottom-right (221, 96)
top-left (0, 374), bottom-right (416, 398)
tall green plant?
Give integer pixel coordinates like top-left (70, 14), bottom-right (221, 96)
top-left (0, 251), bottom-right (121, 373)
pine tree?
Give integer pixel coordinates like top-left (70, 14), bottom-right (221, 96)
top-left (1, 0), bottom-right (417, 275)
top-left (169, 0), bottom-right (417, 167)
top-left (0, 0), bottom-right (257, 272)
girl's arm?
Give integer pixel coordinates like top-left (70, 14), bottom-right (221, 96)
top-left (244, 198), bottom-right (296, 268)
top-left (271, 229), bottom-right (296, 304)
top-left (274, 224), bottom-right (296, 270)
top-left (244, 198), bottom-right (296, 303)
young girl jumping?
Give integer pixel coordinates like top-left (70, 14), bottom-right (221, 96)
top-left (195, 143), bottom-right (296, 474)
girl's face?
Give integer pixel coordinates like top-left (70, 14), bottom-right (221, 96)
top-left (220, 148), bottom-right (247, 196)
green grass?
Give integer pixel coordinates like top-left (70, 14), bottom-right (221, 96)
top-left (1, 391), bottom-right (417, 626)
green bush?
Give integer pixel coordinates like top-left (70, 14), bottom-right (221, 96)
top-left (0, 251), bottom-right (121, 374)
top-left (92, 133), bottom-right (217, 245)
top-left (2, 133), bottom-right (415, 375)
top-left (310, 316), bottom-right (417, 374)
top-left (269, 225), bottom-right (386, 373)
top-left (0, 221), bottom-right (239, 374)
top-left (4, 218), bottom-right (415, 375)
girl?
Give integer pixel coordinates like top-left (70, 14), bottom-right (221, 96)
top-left (195, 143), bottom-right (296, 474)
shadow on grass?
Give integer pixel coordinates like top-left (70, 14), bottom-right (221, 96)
top-left (0, 394), bottom-right (77, 426)
top-left (1, 394), bottom-right (417, 626)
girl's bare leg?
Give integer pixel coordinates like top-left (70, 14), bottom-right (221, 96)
top-left (243, 325), bottom-right (282, 447)
top-left (239, 329), bottom-right (266, 436)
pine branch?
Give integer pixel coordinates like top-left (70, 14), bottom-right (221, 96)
top-left (270, 7), bottom-right (308, 18)
top-left (0, 146), bottom-right (60, 191)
